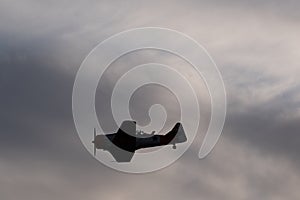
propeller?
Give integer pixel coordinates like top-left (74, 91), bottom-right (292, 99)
top-left (93, 128), bottom-right (96, 156)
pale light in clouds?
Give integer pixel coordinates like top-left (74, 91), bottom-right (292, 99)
top-left (0, 0), bottom-right (299, 199)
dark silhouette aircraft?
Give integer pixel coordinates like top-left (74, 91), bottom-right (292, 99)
top-left (92, 120), bottom-right (187, 162)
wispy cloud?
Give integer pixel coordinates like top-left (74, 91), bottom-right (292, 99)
top-left (1, 0), bottom-right (299, 199)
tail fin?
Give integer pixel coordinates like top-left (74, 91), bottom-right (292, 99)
top-left (167, 123), bottom-right (187, 143)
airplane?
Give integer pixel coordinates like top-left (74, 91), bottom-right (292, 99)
top-left (92, 120), bottom-right (187, 162)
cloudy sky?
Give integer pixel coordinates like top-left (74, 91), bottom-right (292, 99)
top-left (1, 0), bottom-right (300, 199)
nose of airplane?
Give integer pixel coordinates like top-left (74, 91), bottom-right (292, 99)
top-left (93, 135), bottom-right (102, 148)
top-left (92, 129), bottom-right (107, 155)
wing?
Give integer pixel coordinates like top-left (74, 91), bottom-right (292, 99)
top-left (108, 120), bottom-right (137, 162)
top-left (108, 146), bottom-right (135, 162)
top-left (111, 120), bottom-right (137, 152)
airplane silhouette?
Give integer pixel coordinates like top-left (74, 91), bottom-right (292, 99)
top-left (92, 120), bottom-right (187, 162)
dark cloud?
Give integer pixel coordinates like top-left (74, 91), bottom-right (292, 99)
top-left (1, 0), bottom-right (300, 199)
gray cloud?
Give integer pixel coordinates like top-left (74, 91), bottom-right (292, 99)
top-left (1, 0), bottom-right (300, 199)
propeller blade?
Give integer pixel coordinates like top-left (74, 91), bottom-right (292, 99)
top-left (93, 128), bottom-right (96, 156)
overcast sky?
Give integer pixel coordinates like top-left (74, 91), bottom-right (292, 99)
top-left (1, 0), bottom-right (300, 199)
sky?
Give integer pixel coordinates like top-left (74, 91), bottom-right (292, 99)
top-left (1, 0), bottom-right (300, 199)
